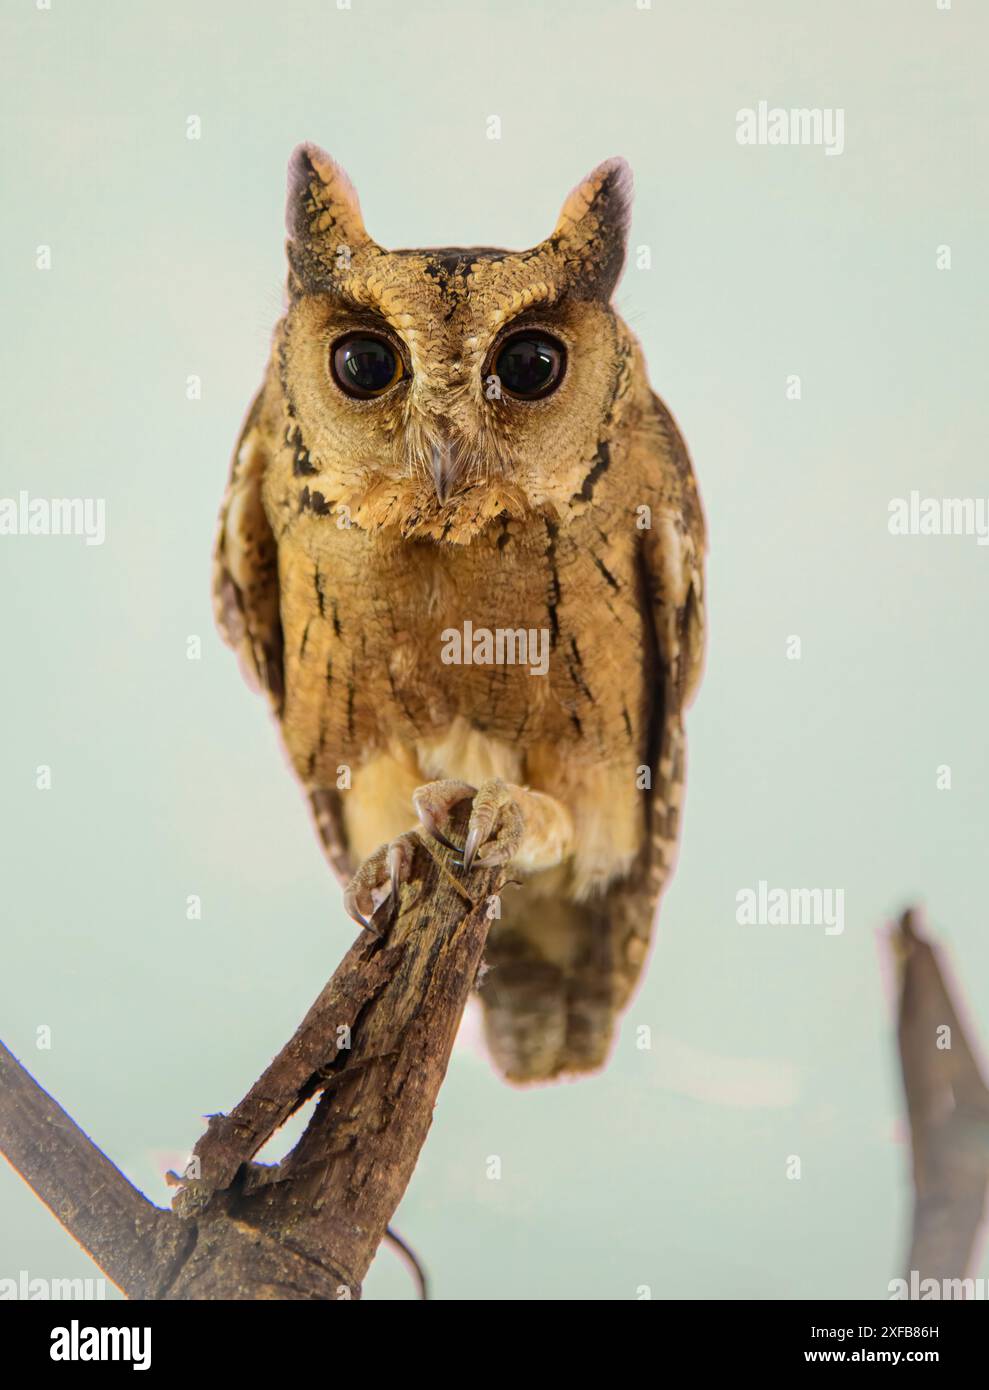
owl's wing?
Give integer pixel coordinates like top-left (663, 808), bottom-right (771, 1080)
top-left (212, 392), bottom-right (355, 884)
top-left (212, 390), bottom-right (284, 712)
top-left (635, 393), bottom-right (706, 887)
top-left (605, 391), bottom-right (706, 1004)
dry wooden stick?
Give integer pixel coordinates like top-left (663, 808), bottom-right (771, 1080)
top-left (0, 806), bottom-right (506, 1299)
top-left (893, 907), bottom-right (989, 1287)
top-left (0, 1040), bottom-right (191, 1299)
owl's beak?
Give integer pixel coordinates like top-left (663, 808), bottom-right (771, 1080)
top-left (430, 434), bottom-right (460, 505)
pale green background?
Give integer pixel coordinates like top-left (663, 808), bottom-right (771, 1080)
top-left (1, 0), bottom-right (987, 1301)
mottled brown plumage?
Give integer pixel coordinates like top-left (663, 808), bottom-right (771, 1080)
top-left (213, 144), bottom-right (706, 1083)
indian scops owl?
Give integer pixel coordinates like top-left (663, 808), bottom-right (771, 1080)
top-left (213, 145), bottom-right (706, 1084)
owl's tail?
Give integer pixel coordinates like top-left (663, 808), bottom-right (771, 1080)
top-left (477, 712), bottom-right (687, 1084)
top-left (477, 884), bottom-right (658, 1083)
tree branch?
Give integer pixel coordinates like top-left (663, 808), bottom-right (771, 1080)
top-left (0, 806), bottom-right (505, 1299)
top-left (0, 1040), bottom-right (189, 1297)
top-left (894, 907), bottom-right (989, 1286)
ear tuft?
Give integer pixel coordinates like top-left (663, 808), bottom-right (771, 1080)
top-left (285, 143), bottom-right (369, 251)
top-left (551, 157), bottom-right (633, 299)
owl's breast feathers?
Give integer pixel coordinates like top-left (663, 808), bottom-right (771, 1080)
top-left (276, 491), bottom-right (649, 767)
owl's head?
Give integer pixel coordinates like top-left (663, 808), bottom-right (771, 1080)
top-left (273, 144), bottom-right (638, 542)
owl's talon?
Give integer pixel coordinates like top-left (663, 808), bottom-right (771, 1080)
top-left (463, 778), bottom-right (525, 871)
top-left (411, 778), bottom-right (524, 872)
top-left (388, 837), bottom-right (414, 903)
top-left (463, 824), bottom-right (483, 873)
top-left (343, 831), bottom-right (419, 936)
top-left (343, 889), bottom-right (377, 935)
top-left (423, 824), bottom-right (460, 854)
top-left (412, 779), bottom-right (477, 852)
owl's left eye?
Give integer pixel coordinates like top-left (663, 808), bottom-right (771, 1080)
top-left (331, 333), bottom-right (404, 398)
top-left (492, 331), bottom-right (566, 400)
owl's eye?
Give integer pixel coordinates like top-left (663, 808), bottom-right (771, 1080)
top-left (493, 332), bottom-right (566, 400)
top-left (331, 333), bottom-right (404, 398)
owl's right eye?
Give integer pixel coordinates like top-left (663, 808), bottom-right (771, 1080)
top-left (330, 333), bottom-right (404, 398)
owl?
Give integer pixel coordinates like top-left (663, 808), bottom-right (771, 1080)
top-left (213, 145), bottom-right (706, 1084)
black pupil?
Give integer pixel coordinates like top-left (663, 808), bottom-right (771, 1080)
top-left (338, 337), bottom-right (396, 393)
top-left (496, 336), bottom-right (560, 396)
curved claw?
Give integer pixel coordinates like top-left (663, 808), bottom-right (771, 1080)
top-left (343, 832), bottom-right (420, 938)
top-left (463, 824), bottom-right (482, 873)
top-left (421, 821), bottom-right (461, 854)
top-left (343, 890), bottom-right (380, 937)
top-left (388, 838), bottom-right (413, 904)
top-left (461, 780), bottom-right (524, 873)
top-left (412, 781), bottom-right (477, 853)
top-left (389, 853), bottom-right (403, 900)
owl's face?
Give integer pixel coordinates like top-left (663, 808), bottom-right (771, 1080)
top-left (271, 146), bottom-right (637, 542)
